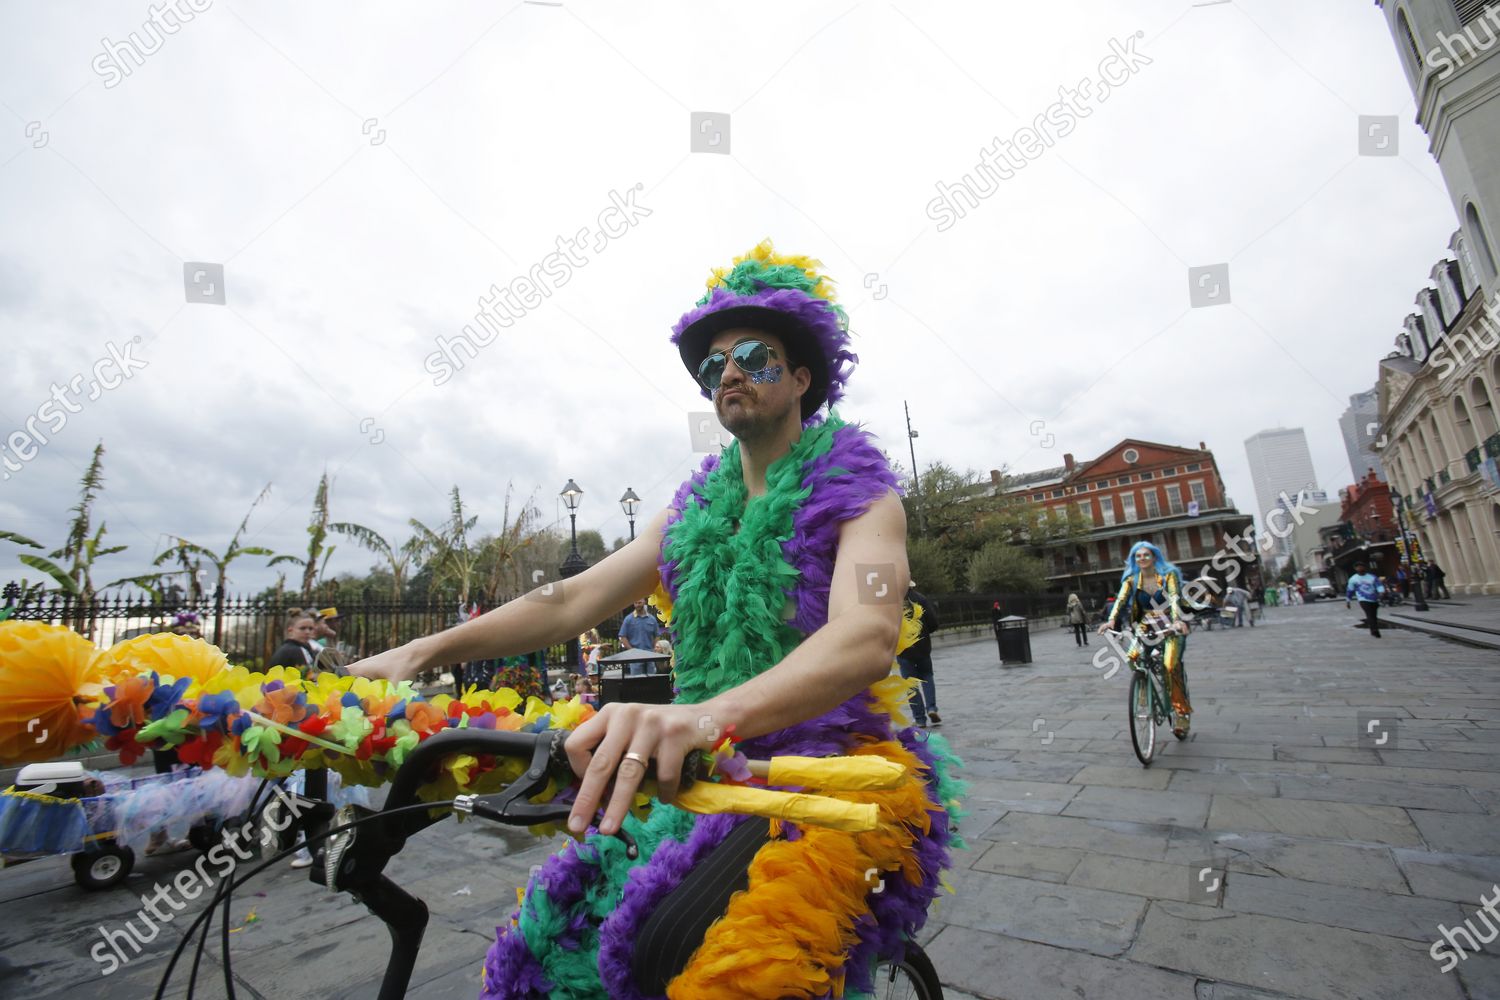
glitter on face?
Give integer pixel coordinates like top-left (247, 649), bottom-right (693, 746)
top-left (749, 365), bottom-right (783, 385)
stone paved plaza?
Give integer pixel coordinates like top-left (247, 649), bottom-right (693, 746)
top-left (2, 599), bottom-right (1498, 998)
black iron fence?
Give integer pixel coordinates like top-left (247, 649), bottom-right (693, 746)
top-left (0, 590), bottom-right (468, 665)
top-left (1, 587), bottom-right (1061, 670)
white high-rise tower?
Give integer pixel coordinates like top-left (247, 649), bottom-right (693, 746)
top-left (1244, 428), bottom-right (1321, 560)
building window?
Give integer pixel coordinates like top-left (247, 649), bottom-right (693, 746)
top-left (1464, 202), bottom-right (1498, 281)
top-left (1198, 525), bottom-right (1213, 549)
top-left (1140, 471), bottom-right (1155, 481)
top-left (1052, 489), bottom-right (1065, 498)
top-left (1185, 463), bottom-right (1201, 472)
top-left (1118, 475), bottom-right (1133, 485)
top-left (1123, 447), bottom-right (1140, 464)
top-left (1143, 489), bottom-right (1161, 519)
top-left (1094, 481), bottom-right (1108, 490)
top-left (1164, 467), bottom-right (1177, 476)
top-left (1190, 480), bottom-right (1208, 507)
top-left (1175, 529), bottom-right (1191, 559)
top-left (1077, 500), bottom-right (1095, 525)
top-left (1121, 493), bottom-right (1138, 522)
top-left (1454, 0), bottom-right (1490, 26)
top-left (1166, 483), bottom-right (1184, 514)
top-left (1033, 494), bottom-right (1043, 502)
top-left (1100, 496), bottom-right (1116, 526)
top-left (1394, 7), bottom-right (1423, 73)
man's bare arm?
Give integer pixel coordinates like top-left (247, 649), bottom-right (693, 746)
top-left (349, 507), bottom-right (670, 682)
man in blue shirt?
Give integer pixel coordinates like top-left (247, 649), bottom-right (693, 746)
top-left (1346, 561), bottom-right (1386, 638)
top-left (618, 598), bottom-right (662, 674)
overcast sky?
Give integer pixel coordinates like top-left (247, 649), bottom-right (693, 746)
top-left (0, 1), bottom-right (1457, 595)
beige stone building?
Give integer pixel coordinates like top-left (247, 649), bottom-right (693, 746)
top-left (1373, 1), bottom-right (1500, 594)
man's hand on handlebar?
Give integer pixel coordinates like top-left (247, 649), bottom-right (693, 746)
top-left (564, 702), bottom-right (720, 837)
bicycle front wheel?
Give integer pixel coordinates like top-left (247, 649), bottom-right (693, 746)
top-left (1128, 670), bottom-right (1156, 766)
top-left (873, 942), bottom-right (944, 1000)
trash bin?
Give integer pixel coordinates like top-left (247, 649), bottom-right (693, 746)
top-left (597, 648), bottom-right (674, 706)
top-left (996, 615), bottom-right (1032, 665)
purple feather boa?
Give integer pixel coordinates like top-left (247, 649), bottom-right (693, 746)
top-left (784, 421), bottom-right (901, 636)
top-left (671, 286), bottom-right (858, 410)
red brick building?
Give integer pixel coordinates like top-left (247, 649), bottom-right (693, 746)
top-left (999, 439), bottom-right (1258, 600)
top-left (1323, 470), bottom-right (1400, 580)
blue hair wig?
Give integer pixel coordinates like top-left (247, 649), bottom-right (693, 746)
top-left (1122, 540), bottom-right (1180, 582)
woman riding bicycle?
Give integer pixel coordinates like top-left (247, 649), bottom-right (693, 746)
top-left (1098, 541), bottom-right (1193, 738)
top-left (352, 243), bottom-right (962, 999)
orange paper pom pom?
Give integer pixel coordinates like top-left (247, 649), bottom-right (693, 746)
top-left (0, 621), bottom-right (105, 765)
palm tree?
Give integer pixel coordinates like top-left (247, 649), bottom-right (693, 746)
top-left (1, 444), bottom-right (161, 633)
top-left (154, 484), bottom-right (276, 643)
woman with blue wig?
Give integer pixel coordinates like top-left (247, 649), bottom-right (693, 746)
top-left (1098, 541), bottom-right (1194, 737)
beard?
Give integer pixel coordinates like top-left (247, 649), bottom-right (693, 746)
top-left (715, 386), bottom-right (795, 442)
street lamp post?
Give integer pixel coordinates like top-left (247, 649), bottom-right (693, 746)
top-left (1390, 494), bottom-right (1429, 612)
top-left (559, 479), bottom-right (589, 671)
top-left (905, 400), bottom-right (928, 537)
top-left (619, 487), bottom-right (641, 542)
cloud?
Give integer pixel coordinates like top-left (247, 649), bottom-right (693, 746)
top-left (0, 1), bottom-right (1454, 593)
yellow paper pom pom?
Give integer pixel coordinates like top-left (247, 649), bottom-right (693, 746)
top-left (95, 632), bottom-right (230, 691)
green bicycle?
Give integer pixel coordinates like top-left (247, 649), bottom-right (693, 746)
top-left (1106, 625), bottom-right (1190, 766)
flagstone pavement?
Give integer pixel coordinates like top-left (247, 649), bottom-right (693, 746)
top-left (2, 600), bottom-right (1498, 999)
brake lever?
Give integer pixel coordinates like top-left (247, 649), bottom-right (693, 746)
top-left (453, 738), bottom-right (705, 860)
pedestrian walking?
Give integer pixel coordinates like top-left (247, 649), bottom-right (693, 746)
top-left (618, 598), bottom-right (661, 674)
top-left (1066, 592), bottom-right (1088, 647)
top-left (898, 583), bottom-right (941, 727)
top-left (1346, 561), bottom-right (1385, 638)
top-left (1427, 561), bottom-right (1451, 599)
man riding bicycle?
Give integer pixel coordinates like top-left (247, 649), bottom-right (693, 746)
top-left (352, 242), bottom-right (962, 999)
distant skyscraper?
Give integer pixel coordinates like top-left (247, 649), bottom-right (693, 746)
top-left (1338, 389), bottom-right (1386, 484)
top-left (1244, 428), bottom-right (1321, 560)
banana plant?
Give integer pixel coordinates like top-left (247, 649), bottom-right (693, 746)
top-left (154, 483), bottom-right (276, 642)
top-left (410, 486), bottom-right (481, 606)
top-left (267, 472), bottom-right (338, 604)
top-left (1, 447), bottom-right (161, 629)
top-left (330, 521), bottom-right (423, 647)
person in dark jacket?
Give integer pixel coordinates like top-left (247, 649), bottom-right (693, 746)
top-left (1427, 561), bottom-right (1451, 599)
top-left (268, 609), bottom-right (318, 669)
top-left (899, 583), bottom-right (941, 727)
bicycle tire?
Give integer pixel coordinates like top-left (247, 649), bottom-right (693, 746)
top-left (1128, 669), bottom-right (1156, 766)
top-left (873, 941), bottom-right (944, 1000)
